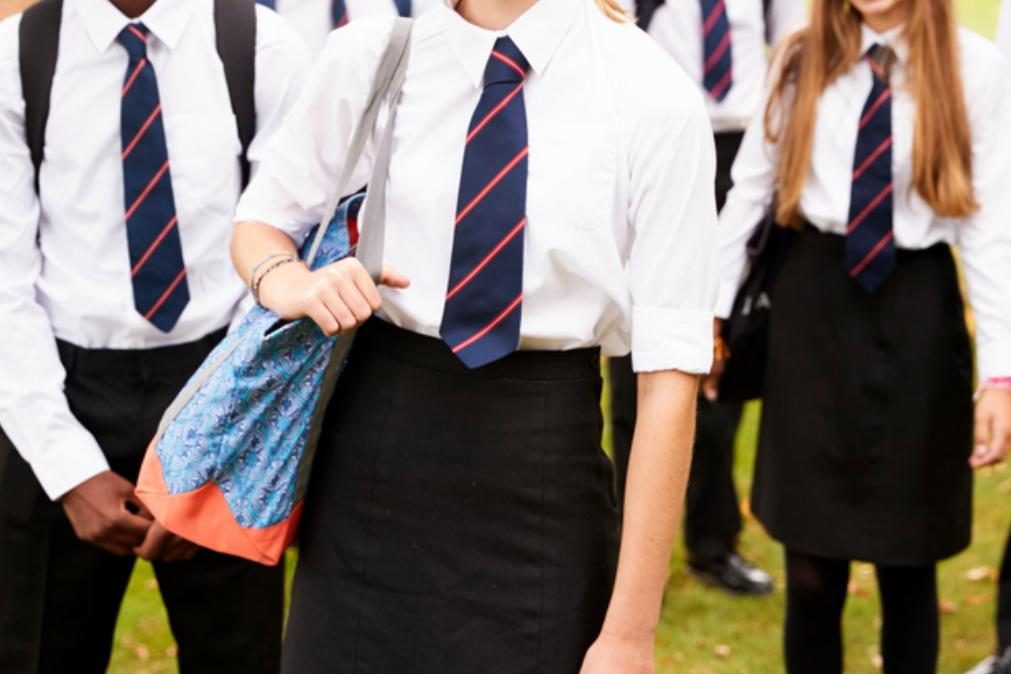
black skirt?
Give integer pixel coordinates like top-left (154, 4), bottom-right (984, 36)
top-left (282, 319), bottom-right (619, 674)
top-left (753, 226), bottom-right (974, 565)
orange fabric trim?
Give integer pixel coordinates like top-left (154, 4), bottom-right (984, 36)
top-left (136, 441), bottom-right (301, 566)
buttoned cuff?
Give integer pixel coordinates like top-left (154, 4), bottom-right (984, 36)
top-left (978, 338), bottom-right (1011, 384)
top-left (32, 435), bottom-right (110, 502)
top-left (631, 306), bottom-right (714, 374)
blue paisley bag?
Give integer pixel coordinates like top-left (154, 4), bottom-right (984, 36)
top-left (136, 20), bottom-right (413, 565)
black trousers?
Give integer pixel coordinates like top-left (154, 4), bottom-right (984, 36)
top-left (0, 332), bottom-right (284, 674)
top-left (609, 130), bottom-right (745, 561)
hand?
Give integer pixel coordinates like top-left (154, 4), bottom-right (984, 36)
top-left (701, 318), bottom-right (726, 402)
top-left (971, 388), bottom-right (1011, 469)
top-left (580, 629), bottom-right (655, 674)
top-left (61, 471), bottom-right (153, 556)
top-left (258, 257), bottom-right (410, 336)
top-left (134, 521), bottom-right (200, 562)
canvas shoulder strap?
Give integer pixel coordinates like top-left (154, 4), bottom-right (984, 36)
top-left (18, 0), bottom-right (63, 192)
top-left (214, 0), bottom-right (258, 188)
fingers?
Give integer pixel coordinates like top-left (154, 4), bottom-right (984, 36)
top-left (971, 408), bottom-right (1004, 469)
top-left (319, 285), bottom-right (358, 334)
top-left (163, 538), bottom-right (200, 563)
top-left (134, 522), bottom-right (172, 561)
top-left (133, 522), bottom-right (200, 562)
top-left (701, 375), bottom-right (720, 403)
top-left (306, 300), bottom-right (341, 336)
top-left (380, 264), bottom-right (411, 289)
top-left (306, 260), bottom-right (392, 336)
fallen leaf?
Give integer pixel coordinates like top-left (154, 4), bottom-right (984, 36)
top-left (966, 566), bottom-right (996, 582)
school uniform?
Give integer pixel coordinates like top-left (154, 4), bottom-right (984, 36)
top-left (609, 0), bottom-right (805, 578)
top-left (719, 23), bottom-right (1011, 566)
top-left (256, 0), bottom-right (442, 54)
top-left (0, 1), bottom-right (310, 672)
top-left (235, 1), bottom-right (718, 671)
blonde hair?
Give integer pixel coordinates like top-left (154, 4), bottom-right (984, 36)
top-left (767, 0), bottom-right (977, 227)
top-left (596, 0), bottom-right (631, 22)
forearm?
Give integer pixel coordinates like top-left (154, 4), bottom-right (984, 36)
top-left (230, 220), bottom-right (302, 286)
top-left (602, 369), bottom-right (698, 636)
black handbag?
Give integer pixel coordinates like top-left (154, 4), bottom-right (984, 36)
top-left (717, 207), bottom-right (793, 404)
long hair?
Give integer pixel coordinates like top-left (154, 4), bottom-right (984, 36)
top-left (596, 0), bottom-right (630, 22)
top-left (766, 0), bottom-right (977, 227)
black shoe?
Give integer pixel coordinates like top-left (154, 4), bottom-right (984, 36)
top-left (688, 553), bottom-right (774, 596)
top-left (966, 648), bottom-right (1011, 674)
top-left (994, 648), bottom-right (1011, 674)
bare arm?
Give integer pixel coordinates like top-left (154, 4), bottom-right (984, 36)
top-left (582, 369), bottom-right (698, 673)
top-left (231, 220), bottom-right (409, 335)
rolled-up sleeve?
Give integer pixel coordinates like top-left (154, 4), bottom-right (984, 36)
top-left (626, 79), bottom-right (718, 374)
top-left (234, 18), bottom-right (390, 243)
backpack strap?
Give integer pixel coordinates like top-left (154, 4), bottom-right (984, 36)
top-left (214, 0), bottom-right (257, 188)
top-left (18, 0), bottom-right (64, 193)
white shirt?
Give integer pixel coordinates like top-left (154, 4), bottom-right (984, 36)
top-left (717, 24), bottom-right (1011, 382)
top-left (0, 0), bottom-right (310, 500)
top-left (236, 0), bottom-right (719, 378)
top-left (646, 0), bottom-right (807, 131)
top-left (266, 0), bottom-right (444, 54)
top-left (998, 0), bottom-right (1011, 58)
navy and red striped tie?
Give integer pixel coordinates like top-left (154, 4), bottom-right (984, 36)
top-left (700, 0), bottom-right (733, 101)
top-left (331, 0), bottom-right (348, 27)
top-left (845, 44), bottom-right (897, 293)
top-left (117, 24), bottom-right (189, 332)
top-left (441, 37), bottom-right (529, 369)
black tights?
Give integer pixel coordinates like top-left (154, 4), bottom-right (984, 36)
top-left (784, 550), bottom-right (939, 674)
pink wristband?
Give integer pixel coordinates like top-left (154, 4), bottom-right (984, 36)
top-left (976, 377), bottom-right (1011, 401)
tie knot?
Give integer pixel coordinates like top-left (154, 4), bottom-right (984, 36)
top-left (117, 23), bottom-right (150, 59)
top-left (866, 43), bottom-right (897, 85)
top-left (484, 37), bottom-right (530, 87)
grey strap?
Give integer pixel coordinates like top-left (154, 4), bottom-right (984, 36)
top-left (152, 20), bottom-right (412, 440)
top-left (305, 17), bottom-right (413, 277)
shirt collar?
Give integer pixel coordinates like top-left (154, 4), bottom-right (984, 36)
top-left (74, 0), bottom-right (195, 54)
top-left (860, 22), bottom-right (909, 65)
top-left (439, 0), bottom-right (580, 88)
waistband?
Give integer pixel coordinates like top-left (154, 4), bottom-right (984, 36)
top-left (356, 319), bottom-right (601, 382)
top-left (57, 328), bottom-right (227, 377)
top-left (800, 224), bottom-right (952, 261)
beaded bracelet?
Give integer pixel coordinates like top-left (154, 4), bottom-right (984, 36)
top-left (248, 252), bottom-right (295, 293)
top-left (252, 256), bottom-right (299, 308)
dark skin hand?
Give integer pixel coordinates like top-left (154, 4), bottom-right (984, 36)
top-left (61, 470), bottom-right (154, 556)
top-left (134, 521), bottom-right (200, 563)
top-left (61, 470), bottom-right (199, 561)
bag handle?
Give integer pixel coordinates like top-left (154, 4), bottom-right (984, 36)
top-left (304, 18), bottom-right (413, 280)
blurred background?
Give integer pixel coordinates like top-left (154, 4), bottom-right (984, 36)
top-left (0, 0), bottom-right (1004, 672)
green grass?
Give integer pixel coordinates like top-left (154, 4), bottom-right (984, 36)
top-left (109, 2), bottom-right (1003, 671)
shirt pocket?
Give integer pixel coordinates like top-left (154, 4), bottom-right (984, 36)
top-left (163, 113), bottom-right (242, 201)
top-left (528, 121), bottom-right (617, 232)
